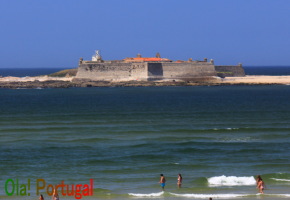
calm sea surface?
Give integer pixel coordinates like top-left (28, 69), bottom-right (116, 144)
top-left (0, 68), bottom-right (68, 77)
top-left (0, 67), bottom-right (290, 200)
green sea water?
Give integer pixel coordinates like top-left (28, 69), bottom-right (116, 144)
top-left (1, 86), bottom-right (290, 200)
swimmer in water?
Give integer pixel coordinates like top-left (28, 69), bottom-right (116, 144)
top-left (159, 174), bottom-right (166, 191)
top-left (177, 173), bottom-right (182, 188)
top-left (52, 188), bottom-right (59, 200)
top-left (256, 175), bottom-right (265, 194)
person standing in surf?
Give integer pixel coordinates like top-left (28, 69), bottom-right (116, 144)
top-left (52, 188), bottom-right (60, 200)
top-left (256, 175), bottom-right (265, 194)
top-left (177, 173), bottom-right (182, 188)
top-left (159, 174), bottom-right (166, 191)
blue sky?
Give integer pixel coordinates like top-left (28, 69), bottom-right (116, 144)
top-left (0, 0), bottom-right (289, 68)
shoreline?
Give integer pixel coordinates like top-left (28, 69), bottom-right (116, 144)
top-left (0, 75), bottom-right (290, 88)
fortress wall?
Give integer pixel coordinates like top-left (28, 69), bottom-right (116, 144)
top-left (76, 63), bottom-right (133, 81)
top-left (147, 63), bottom-right (163, 80)
top-left (75, 60), bottom-right (245, 81)
top-left (76, 63), bottom-right (149, 81)
top-left (131, 63), bottom-right (148, 80)
top-left (161, 62), bottom-right (217, 79)
top-left (215, 65), bottom-right (245, 77)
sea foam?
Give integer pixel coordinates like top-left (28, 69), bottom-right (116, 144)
top-left (208, 175), bottom-right (256, 186)
top-left (271, 178), bottom-right (290, 182)
top-left (128, 191), bottom-right (164, 197)
top-left (170, 193), bottom-right (247, 198)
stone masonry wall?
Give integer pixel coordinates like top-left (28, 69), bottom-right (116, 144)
top-left (161, 62), bottom-right (217, 79)
top-left (147, 63), bottom-right (163, 80)
top-left (131, 63), bottom-right (148, 80)
top-left (76, 62), bottom-right (149, 81)
top-left (76, 63), bottom-right (131, 81)
top-left (76, 61), bottom-right (244, 81)
top-left (215, 65), bottom-right (245, 77)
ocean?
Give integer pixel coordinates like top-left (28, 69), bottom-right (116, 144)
top-left (1, 67), bottom-right (290, 200)
top-left (0, 68), bottom-right (67, 77)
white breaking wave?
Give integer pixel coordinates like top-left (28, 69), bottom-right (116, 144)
top-left (271, 178), bottom-right (290, 182)
top-left (128, 191), bottom-right (290, 198)
top-left (259, 194), bottom-right (290, 197)
top-left (170, 192), bottom-right (247, 198)
top-left (226, 128), bottom-right (239, 130)
top-left (208, 175), bottom-right (256, 186)
top-left (128, 191), bottom-right (164, 197)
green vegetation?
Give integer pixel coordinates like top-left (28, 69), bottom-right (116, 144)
top-left (48, 68), bottom-right (78, 77)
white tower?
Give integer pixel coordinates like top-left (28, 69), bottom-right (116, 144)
top-left (92, 50), bottom-right (102, 61)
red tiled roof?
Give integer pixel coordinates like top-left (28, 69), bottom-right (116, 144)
top-left (123, 57), bottom-right (172, 62)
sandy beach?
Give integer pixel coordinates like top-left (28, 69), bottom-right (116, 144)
top-left (0, 75), bottom-right (73, 82)
top-left (221, 75), bottom-right (290, 85)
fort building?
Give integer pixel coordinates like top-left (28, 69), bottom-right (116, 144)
top-left (75, 51), bottom-right (245, 81)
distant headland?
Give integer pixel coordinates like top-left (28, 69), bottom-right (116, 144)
top-left (0, 51), bottom-right (290, 88)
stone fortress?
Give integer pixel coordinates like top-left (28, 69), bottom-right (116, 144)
top-left (75, 50), bottom-right (245, 82)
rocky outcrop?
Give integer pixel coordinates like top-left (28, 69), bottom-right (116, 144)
top-left (0, 76), bottom-right (221, 88)
top-left (0, 80), bottom-right (76, 89)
